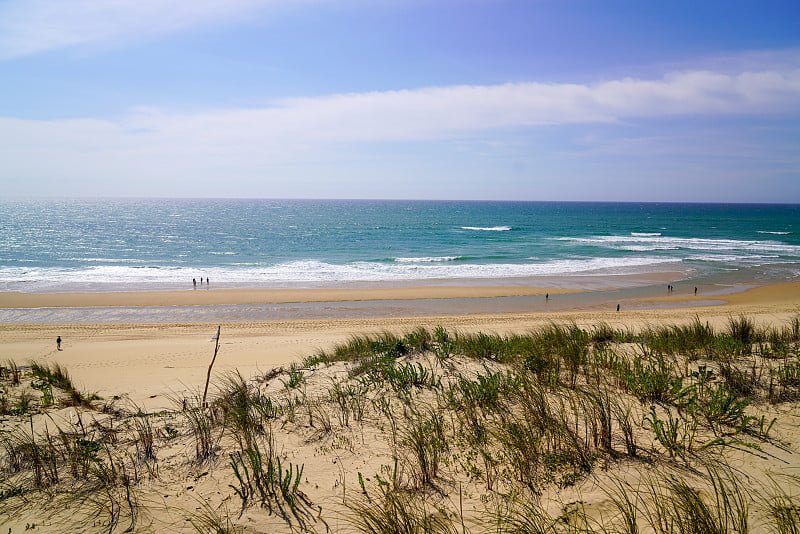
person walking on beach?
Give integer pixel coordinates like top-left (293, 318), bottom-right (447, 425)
top-left (694, 287), bottom-right (698, 296)
top-left (56, 336), bottom-right (62, 351)
top-left (193, 278), bottom-right (197, 289)
top-left (616, 304), bottom-right (620, 312)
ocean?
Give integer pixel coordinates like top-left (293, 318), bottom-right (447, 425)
top-left (2, 199), bottom-right (799, 294)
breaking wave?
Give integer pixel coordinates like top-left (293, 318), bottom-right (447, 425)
top-left (461, 226), bottom-right (512, 231)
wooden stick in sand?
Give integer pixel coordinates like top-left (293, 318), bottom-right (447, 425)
top-left (202, 325), bottom-right (221, 407)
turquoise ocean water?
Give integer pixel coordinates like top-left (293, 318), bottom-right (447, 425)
top-left (1, 199), bottom-right (799, 294)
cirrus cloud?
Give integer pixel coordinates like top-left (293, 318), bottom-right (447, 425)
top-left (0, 0), bottom-right (300, 58)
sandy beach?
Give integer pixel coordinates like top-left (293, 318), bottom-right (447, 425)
top-left (0, 285), bottom-right (571, 308)
top-left (2, 280), bottom-right (799, 533)
top-left (1, 281), bottom-right (798, 409)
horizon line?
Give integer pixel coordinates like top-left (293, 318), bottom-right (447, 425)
top-left (2, 195), bottom-right (799, 207)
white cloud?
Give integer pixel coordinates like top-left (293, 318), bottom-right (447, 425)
top-left (3, 66), bottom-right (799, 146)
top-left (1, 64), bottom-right (799, 196)
top-left (112, 66), bottom-right (800, 144)
top-left (2, 66), bottom-right (799, 148)
top-left (0, 0), bottom-right (294, 58)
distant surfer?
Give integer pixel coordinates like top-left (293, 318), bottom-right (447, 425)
top-left (545, 293), bottom-right (549, 301)
top-left (56, 336), bottom-right (62, 351)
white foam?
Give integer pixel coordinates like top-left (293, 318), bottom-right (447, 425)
top-left (394, 256), bottom-right (461, 263)
top-left (461, 226), bottom-right (512, 231)
top-left (64, 257), bottom-right (147, 263)
top-left (0, 256), bottom-right (682, 292)
top-left (554, 235), bottom-right (800, 256)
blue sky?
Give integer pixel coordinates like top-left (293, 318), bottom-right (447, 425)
top-left (1, 0), bottom-right (799, 202)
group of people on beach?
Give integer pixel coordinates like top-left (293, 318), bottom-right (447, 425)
top-left (192, 277), bottom-right (210, 289)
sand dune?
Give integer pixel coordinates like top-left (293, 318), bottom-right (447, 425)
top-left (1, 281), bottom-right (799, 532)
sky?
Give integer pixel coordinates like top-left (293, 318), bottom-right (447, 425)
top-left (1, 0), bottom-right (799, 202)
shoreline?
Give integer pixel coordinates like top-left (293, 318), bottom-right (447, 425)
top-left (0, 268), bottom-right (783, 309)
top-left (0, 270), bottom-right (692, 308)
top-left (0, 278), bottom-right (796, 325)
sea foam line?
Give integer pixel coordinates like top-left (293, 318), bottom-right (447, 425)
top-left (0, 256), bottom-right (679, 291)
top-left (554, 235), bottom-right (800, 255)
top-left (394, 256), bottom-right (461, 263)
top-left (461, 226), bottom-right (512, 231)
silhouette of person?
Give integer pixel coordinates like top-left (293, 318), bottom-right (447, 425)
top-left (694, 287), bottom-right (698, 295)
top-left (193, 278), bottom-right (197, 289)
top-left (545, 293), bottom-right (549, 301)
top-left (56, 336), bottom-right (62, 351)
top-left (616, 304), bottom-right (620, 312)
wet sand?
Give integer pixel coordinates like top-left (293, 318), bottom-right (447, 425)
top-left (0, 285), bottom-right (569, 308)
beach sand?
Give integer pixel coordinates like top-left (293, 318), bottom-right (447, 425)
top-left (1, 281), bottom-right (797, 409)
top-left (0, 285), bottom-right (567, 308)
top-left (1, 280), bottom-right (799, 532)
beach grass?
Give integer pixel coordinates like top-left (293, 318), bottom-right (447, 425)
top-left (0, 315), bottom-right (799, 532)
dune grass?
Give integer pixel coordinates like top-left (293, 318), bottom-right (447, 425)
top-left (0, 315), bottom-right (798, 532)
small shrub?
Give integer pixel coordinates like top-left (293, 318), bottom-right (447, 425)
top-left (13, 390), bottom-right (34, 415)
top-left (620, 355), bottom-right (683, 403)
top-left (301, 352), bottom-right (331, 369)
top-left (646, 407), bottom-right (695, 459)
top-left (402, 327), bottom-right (434, 353)
top-left (281, 367), bottom-right (304, 389)
top-left (30, 379), bottom-right (54, 407)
